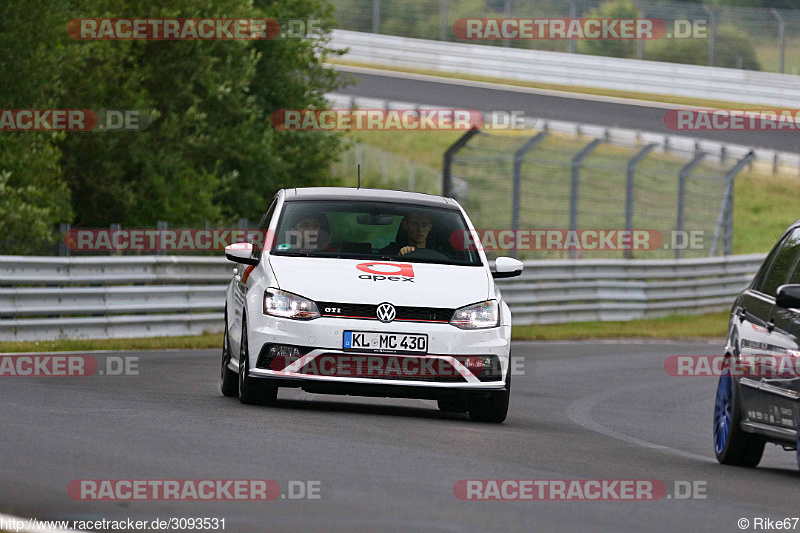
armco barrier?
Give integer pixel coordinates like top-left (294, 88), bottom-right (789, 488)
top-left (0, 254), bottom-right (764, 341)
top-left (330, 30), bottom-right (800, 108)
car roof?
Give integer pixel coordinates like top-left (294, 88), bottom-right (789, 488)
top-left (282, 187), bottom-right (460, 210)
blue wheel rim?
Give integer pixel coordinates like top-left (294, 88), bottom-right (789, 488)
top-left (714, 367), bottom-right (733, 454)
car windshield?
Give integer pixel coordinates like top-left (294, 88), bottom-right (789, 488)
top-left (270, 200), bottom-right (482, 266)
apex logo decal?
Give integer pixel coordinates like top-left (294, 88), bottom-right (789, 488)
top-left (356, 262), bottom-right (415, 283)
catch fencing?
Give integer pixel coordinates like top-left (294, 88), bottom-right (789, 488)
top-left (332, 0), bottom-right (800, 74)
top-left (0, 254), bottom-right (764, 341)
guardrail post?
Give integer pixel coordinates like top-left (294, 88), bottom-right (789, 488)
top-left (711, 150), bottom-right (754, 257)
top-left (675, 152), bottom-right (706, 259)
top-left (772, 9), bottom-right (786, 74)
top-left (624, 143), bottom-right (657, 259)
top-left (569, 138), bottom-right (604, 259)
top-left (511, 131), bottom-right (549, 258)
top-left (442, 127), bottom-right (480, 197)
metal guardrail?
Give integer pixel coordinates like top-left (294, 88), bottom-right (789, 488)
top-left (0, 254), bottom-right (764, 341)
top-left (330, 30), bottom-right (800, 108)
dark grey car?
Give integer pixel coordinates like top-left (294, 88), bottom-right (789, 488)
top-left (714, 219), bottom-right (800, 468)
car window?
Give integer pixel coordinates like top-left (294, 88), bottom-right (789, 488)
top-left (270, 200), bottom-right (483, 267)
top-left (252, 198), bottom-right (277, 260)
top-left (788, 250), bottom-right (800, 286)
top-left (759, 228), bottom-right (800, 297)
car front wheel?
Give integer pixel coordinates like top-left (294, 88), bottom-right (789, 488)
top-left (468, 371), bottom-right (510, 423)
top-left (713, 357), bottom-right (764, 467)
top-left (220, 310), bottom-right (239, 398)
top-left (238, 316), bottom-right (278, 406)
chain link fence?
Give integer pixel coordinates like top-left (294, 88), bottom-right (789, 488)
top-left (443, 129), bottom-right (752, 260)
top-left (332, 0), bottom-right (800, 74)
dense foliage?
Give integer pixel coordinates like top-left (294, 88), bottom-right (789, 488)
top-left (0, 0), bottom-right (345, 254)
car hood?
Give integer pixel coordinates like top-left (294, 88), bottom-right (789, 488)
top-left (268, 256), bottom-right (490, 308)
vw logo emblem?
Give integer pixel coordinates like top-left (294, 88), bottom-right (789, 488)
top-left (376, 303), bottom-right (396, 323)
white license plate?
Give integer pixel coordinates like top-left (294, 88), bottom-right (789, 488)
top-left (343, 331), bottom-right (428, 354)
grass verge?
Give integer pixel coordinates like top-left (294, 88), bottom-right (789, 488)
top-left (0, 332), bottom-right (223, 353)
top-left (0, 313), bottom-right (728, 352)
top-left (511, 312), bottom-right (729, 341)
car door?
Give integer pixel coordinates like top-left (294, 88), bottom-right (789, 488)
top-left (739, 227), bottom-right (800, 426)
top-left (764, 231), bottom-right (800, 429)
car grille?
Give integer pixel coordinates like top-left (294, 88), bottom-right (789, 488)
top-left (317, 301), bottom-right (454, 323)
top-left (263, 352), bottom-right (502, 382)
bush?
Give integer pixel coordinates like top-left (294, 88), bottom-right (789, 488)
top-left (577, 0), bottom-right (640, 59)
top-left (646, 24), bottom-right (761, 71)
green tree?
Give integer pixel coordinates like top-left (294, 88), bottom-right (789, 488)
top-left (577, 0), bottom-right (640, 59)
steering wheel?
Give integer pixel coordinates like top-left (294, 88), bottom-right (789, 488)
top-left (401, 248), bottom-right (450, 260)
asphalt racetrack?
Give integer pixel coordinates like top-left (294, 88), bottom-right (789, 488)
top-left (2, 341), bottom-right (799, 532)
top-left (337, 66), bottom-right (800, 153)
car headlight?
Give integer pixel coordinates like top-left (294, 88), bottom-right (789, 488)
top-left (450, 300), bottom-right (499, 329)
top-left (263, 289), bottom-right (320, 320)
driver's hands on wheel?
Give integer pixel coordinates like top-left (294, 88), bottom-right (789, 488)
top-left (398, 246), bottom-right (416, 256)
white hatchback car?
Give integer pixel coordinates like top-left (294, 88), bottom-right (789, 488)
top-left (221, 187), bottom-right (522, 422)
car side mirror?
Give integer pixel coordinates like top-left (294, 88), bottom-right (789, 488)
top-left (776, 284), bottom-right (800, 309)
top-left (225, 242), bottom-right (259, 265)
top-left (492, 257), bottom-right (523, 279)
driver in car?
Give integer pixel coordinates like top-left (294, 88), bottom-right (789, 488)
top-left (381, 211), bottom-right (433, 256)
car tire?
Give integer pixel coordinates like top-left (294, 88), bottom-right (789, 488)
top-left (437, 395), bottom-right (468, 413)
top-left (468, 370), bottom-right (510, 423)
top-left (713, 356), bottom-right (765, 467)
top-left (238, 315), bottom-right (278, 406)
top-left (220, 310), bottom-right (239, 398)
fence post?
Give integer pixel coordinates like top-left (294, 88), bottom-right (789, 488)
top-left (712, 150), bottom-right (754, 257)
top-left (675, 152), bottom-right (706, 258)
top-left (439, 0), bottom-right (447, 41)
top-left (624, 143), bottom-right (657, 259)
top-left (703, 6), bottom-right (716, 66)
top-left (59, 222), bottom-right (70, 257)
top-left (567, 0), bottom-right (577, 54)
top-left (503, 0), bottom-right (512, 48)
top-left (408, 161), bottom-right (416, 192)
top-left (157, 220), bottom-right (168, 255)
top-left (772, 9), bottom-right (786, 74)
top-left (110, 223), bottom-right (121, 256)
top-left (511, 131), bottom-right (549, 258)
top-left (372, 0), bottom-right (380, 34)
top-left (442, 127), bottom-right (480, 197)
top-left (569, 138), bottom-right (604, 259)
